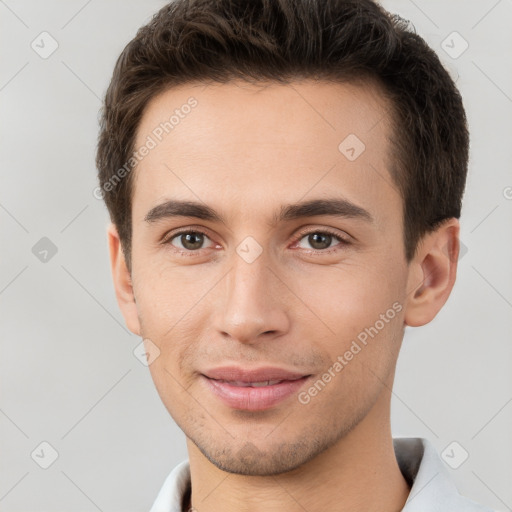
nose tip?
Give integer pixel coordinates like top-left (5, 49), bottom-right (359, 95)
top-left (217, 302), bottom-right (286, 345)
top-left (212, 259), bottom-right (290, 345)
top-left (219, 325), bottom-right (280, 345)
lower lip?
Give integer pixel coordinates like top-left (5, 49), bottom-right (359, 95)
top-left (202, 375), bottom-right (311, 411)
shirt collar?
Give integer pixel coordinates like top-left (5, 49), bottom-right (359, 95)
top-left (150, 437), bottom-right (493, 512)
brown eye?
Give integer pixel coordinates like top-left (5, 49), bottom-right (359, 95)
top-left (295, 230), bottom-right (348, 251)
top-left (166, 230), bottom-right (214, 251)
top-left (307, 233), bottom-right (333, 250)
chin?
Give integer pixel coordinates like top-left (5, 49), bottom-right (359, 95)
top-left (187, 421), bottom-right (349, 476)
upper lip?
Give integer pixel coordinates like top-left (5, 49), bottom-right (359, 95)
top-left (202, 366), bottom-right (310, 382)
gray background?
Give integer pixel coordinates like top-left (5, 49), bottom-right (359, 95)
top-left (1, 0), bottom-right (511, 510)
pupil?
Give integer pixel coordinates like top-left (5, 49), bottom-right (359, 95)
top-left (309, 233), bottom-right (331, 250)
top-left (182, 232), bottom-right (203, 250)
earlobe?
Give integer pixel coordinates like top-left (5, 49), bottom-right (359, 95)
top-left (403, 219), bottom-right (460, 327)
top-left (107, 223), bottom-right (141, 336)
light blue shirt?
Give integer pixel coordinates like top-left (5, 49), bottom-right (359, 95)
top-left (150, 437), bottom-right (494, 512)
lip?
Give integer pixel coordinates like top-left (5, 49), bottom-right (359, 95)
top-left (201, 366), bottom-right (312, 411)
top-left (202, 366), bottom-right (309, 382)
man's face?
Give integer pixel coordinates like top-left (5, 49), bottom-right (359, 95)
top-left (127, 80), bottom-right (411, 475)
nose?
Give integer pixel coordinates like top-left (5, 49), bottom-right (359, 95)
top-left (212, 251), bottom-right (290, 345)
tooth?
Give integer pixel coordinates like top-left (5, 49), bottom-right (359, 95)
top-left (217, 379), bottom-right (286, 387)
top-left (251, 381), bottom-right (270, 387)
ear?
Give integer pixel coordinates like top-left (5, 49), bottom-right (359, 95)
top-left (404, 218), bottom-right (460, 327)
top-left (107, 223), bottom-right (141, 336)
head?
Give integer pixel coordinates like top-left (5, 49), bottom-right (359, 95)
top-left (97, 0), bottom-right (468, 475)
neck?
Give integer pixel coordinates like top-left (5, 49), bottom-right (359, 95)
top-left (185, 389), bottom-right (409, 512)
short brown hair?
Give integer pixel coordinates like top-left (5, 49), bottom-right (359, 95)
top-left (96, 0), bottom-right (469, 272)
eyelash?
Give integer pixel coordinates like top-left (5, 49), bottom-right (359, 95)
top-left (291, 227), bottom-right (350, 255)
top-left (161, 227), bottom-right (350, 255)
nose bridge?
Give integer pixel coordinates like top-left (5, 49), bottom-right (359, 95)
top-left (214, 244), bottom-right (288, 343)
top-left (230, 248), bottom-right (268, 304)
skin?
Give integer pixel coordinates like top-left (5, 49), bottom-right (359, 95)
top-left (108, 79), bottom-right (460, 512)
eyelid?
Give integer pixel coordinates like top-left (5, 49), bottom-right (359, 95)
top-left (161, 226), bottom-right (215, 248)
top-left (290, 226), bottom-right (352, 252)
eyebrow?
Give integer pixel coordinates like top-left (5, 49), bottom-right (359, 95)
top-left (144, 197), bottom-right (374, 226)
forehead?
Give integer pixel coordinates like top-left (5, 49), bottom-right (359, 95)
top-left (131, 79), bottom-right (399, 227)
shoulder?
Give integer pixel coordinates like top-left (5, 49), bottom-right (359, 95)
top-left (394, 437), bottom-right (496, 512)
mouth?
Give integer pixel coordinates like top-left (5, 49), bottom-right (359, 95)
top-left (210, 378), bottom-right (302, 387)
top-left (200, 366), bottom-right (312, 411)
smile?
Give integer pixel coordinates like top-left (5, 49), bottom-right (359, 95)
top-left (201, 373), bottom-right (311, 411)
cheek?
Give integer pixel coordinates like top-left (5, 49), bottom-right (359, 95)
top-left (285, 260), bottom-right (406, 385)
top-left (132, 253), bottom-right (216, 333)
top-left (143, 314), bottom-right (206, 419)
top-left (132, 263), bottom-right (215, 397)
top-left (286, 259), bottom-right (403, 332)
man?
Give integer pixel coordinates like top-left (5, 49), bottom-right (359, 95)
top-left (95, 0), bottom-right (494, 511)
